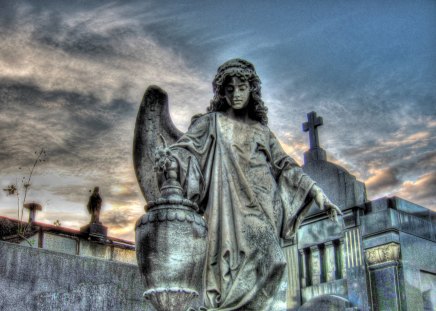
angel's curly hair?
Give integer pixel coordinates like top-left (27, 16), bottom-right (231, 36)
top-left (207, 59), bottom-right (268, 125)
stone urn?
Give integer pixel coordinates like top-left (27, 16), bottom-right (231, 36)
top-left (135, 180), bottom-right (208, 311)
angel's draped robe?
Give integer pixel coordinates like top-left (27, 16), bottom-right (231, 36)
top-left (170, 112), bottom-right (315, 310)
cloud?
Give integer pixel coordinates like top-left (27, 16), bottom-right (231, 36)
top-left (363, 150), bottom-right (436, 210)
top-left (101, 207), bottom-right (135, 228)
top-left (0, 3), bottom-right (212, 175)
top-left (0, 2), bottom-right (211, 112)
top-left (396, 173), bottom-right (436, 211)
top-left (100, 203), bottom-right (143, 239)
top-left (366, 167), bottom-right (400, 192)
top-left (276, 131), bottom-right (308, 165)
top-left (0, 2), bottom-right (213, 241)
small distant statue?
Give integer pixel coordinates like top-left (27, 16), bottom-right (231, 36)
top-left (87, 187), bottom-right (102, 224)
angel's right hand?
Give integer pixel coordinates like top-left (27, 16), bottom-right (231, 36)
top-left (154, 147), bottom-right (178, 181)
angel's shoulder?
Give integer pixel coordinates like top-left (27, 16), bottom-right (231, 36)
top-left (189, 112), bottom-right (216, 130)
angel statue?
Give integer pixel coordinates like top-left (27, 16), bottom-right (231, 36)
top-left (134, 59), bottom-right (342, 311)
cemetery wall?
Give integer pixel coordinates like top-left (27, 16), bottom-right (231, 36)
top-left (0, 241), bottom-right (148, 311)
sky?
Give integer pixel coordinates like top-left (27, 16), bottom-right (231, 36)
top-left (0, 0), bottom-right (435, 240)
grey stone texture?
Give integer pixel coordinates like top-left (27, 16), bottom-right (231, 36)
top-left (287, 112), bottom-right (436, 311)
top-left (299, 294), bottom-right (351, 310)
top-left (135, 180), bottom-right (208, 311)
top-left (132, 60), bottom-right (436, 310)
top-left (361, 197), bottom-right (436, 311)
top-left (294, 195), bottom-right (436, 311)
top-left (134, 59), bottom-right (343, 311)
top-left (302, 160), bottom-right (367, 215)
top-left (290, 112), bottom-right (369, 310)
top-left (301, 110), bottom-right (367, 219)
top-left (0, 241), bottom-right (147, 311)
top-left (133, 85), bottom-right (182, 203)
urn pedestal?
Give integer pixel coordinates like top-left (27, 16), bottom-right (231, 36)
top-left (135, 181), bottom-right (208, 311)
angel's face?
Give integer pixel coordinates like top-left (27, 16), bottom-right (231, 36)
top-left (224, 76), bottom-right (250, 110)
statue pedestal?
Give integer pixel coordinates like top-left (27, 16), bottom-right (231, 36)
top-left (80, 223), bottom-right (108, 238)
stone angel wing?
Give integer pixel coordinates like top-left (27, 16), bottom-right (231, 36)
top-left (133, 86), bottom-right (183, 202)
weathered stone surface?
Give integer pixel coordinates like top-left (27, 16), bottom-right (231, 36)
top-left (134, 59), bottom-right (343, 310)
top-left (297, 217), bottom-right (343, 249)
top-left (133, 86), bottom-right (183, 203)
top-left (136, 180), bottom-right (208, 311)
top-left (360, 197), bottom-right (436, 311)
top-left (361, 197), bottom-right (435, 241)
top-left (302, 111), bottom-right (325, 161)
top-left (42, 232), bottom-right (77, 255)
top-left (394, 232), bottom-right (436, 311)
top-left (0, 241), bottom-right (147, 311)
top-left (295, 123), bottom-right (370, 311)
top-left (300, 111), bottom-right (367, 220)
top-left (299, 294), bottom-right (351, 310)
top-left (80, 222), bottom-right (108, 238)
top-left (302, 161), bottom-right (366, 217)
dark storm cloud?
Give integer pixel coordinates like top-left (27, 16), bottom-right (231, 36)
top-left (33, 25), bottom-right (120, 60)
top-left (14, 7), bottom-right (118, 59)
top-left (355, 148), bottom-right (436, 211)
top-left (0, 78), bottom-right (135, 172)
top-left (25, 5), bottom-right (156, 62)
top-left (366, 167), bottom-right (400, 192)
top-left (387, 149), bottom-right (435, 174)
top-left (0, 0), bottom-right (198, 65)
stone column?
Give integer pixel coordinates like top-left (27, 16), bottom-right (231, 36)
top-left (283, 245), bottom-right (301, 310)
top-left (325, 241), bottom-right (337, 282)
top-left (365, 242), bottom-right (402, 311)
top-left (338, 238), bottom-right (347, 279)
top-left (299, 249), bottom-right (308, 288)
top-left (310, 245), bottom-right (321, 285)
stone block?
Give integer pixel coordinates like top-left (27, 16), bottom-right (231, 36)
top-left (43, 232), bottom-right (77, 255)
top-left (368, 262), bottom-right (402, 310)
top-left (79, 239), bottom-right (111, 260)
top-left (302, 160), bottom-right (366, 218)
top-left (298, 218), bottom-right (343, 249)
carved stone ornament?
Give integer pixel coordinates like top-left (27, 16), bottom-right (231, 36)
top-left (135, 179), bottom-right (208, 311)
top-left (364, 242), bottom-right (400, 266)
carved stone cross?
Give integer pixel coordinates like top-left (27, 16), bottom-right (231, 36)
top-left (302, 111), bottom-right (323, 149)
